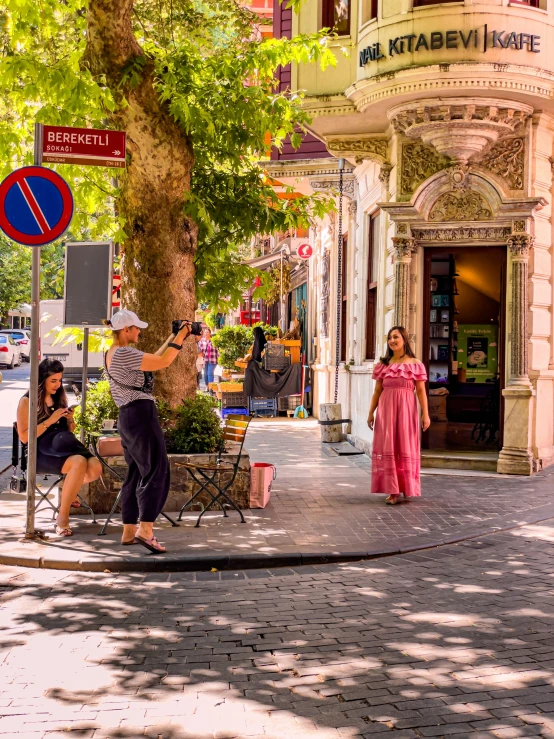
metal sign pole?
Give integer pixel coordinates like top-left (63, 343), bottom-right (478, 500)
top-left (25, 123), bottom-right (44, 538)
top-left (80, 328), bottom-right (89, 444)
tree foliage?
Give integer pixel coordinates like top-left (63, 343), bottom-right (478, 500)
top-left (0, 0), bottom-right (335, 311)
top-left (0, 237), bottom-right (68, 318)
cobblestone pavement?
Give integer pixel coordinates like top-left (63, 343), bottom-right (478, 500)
top-left (2, 519), bottom-right (554, 738)
top-left (4, 364), bottom-right (554, 570)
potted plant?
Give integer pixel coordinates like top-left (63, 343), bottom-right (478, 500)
top-left (211, 325), bottom-right (252, 370)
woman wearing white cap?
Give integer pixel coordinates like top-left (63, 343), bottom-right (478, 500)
top-left (104, 310), bottom-right (192, 553)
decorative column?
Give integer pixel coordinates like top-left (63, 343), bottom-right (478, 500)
top-left (392, 236), bottom-right (415, 329)
top-left (498, 232), bottom-right (536, 475)
top-left (507, 233), bottom-right (533, 386)
top-left (347, 199), bottom-right (358, 363)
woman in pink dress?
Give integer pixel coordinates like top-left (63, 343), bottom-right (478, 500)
top-left (367, 326), bottom-right (430, 504)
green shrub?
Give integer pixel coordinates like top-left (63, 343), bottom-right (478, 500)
top-left (211, 323), bottom-right (279, 368)
top-left (211, 324), bottom-right (252, 369)
top-left (74, 380), bottom-right (119, 441)
top-left (165, 393), bottom-right (223, 455)
top-left (252, 322), bottom-right (278, 339)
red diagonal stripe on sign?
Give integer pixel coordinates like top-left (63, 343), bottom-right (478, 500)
top-left (18, 178), bottom-right (50, 234)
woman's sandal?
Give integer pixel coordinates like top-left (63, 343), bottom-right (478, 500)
top-left (385, 495), bottom-right (400, 505)
top-left (55, 525), bottom-right (73, 537)
top-left (135, 535), bottom-right (167, 554)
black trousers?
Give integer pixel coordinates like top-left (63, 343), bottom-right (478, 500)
top-left (117, 400), bottom-right (170, 525)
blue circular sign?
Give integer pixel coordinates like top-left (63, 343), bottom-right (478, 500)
top-left (0, 166), bottom-right (73, 246)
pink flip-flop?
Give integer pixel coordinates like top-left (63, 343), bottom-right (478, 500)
top-left (135, 536), bottom-right (167, 554)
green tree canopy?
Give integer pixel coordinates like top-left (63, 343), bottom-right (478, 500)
top-left (0, 0), bottom-right (334, 300)
top-left (0, 0), bottom-right (335, 401)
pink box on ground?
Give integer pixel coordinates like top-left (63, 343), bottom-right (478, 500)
top-left (250, 463), bottom-right (276, 508)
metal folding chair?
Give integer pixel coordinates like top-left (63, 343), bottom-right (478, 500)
top-left (12, 423), bottom-right (97, 522)
top-left (176, 414), bottom-right (251, 527)
top-left (89, 432), bottom-right (180, 536)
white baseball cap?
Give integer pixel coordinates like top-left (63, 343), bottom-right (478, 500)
top-left (110, 310), bottom-right (148, 330)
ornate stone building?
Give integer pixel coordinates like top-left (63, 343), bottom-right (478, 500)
top-left (267, 0), bottom-right (554, 474)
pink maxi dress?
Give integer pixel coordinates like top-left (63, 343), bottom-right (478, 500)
top-left (371, 361), bottom-right (427, 497)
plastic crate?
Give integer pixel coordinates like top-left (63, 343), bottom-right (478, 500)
top-left (263, 354), bottom-right (291, 371)
top-left (221, 391), bottom-right (248, 408)
top-left (277, 394), bottom-right (302, 411)
top-left (221, 406), bottom-right (248, 418)
top-left (249, 397), bottom-right (277, 417)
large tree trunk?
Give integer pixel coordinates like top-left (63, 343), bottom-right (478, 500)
top-left (84, 0), bottom-right (197, 405)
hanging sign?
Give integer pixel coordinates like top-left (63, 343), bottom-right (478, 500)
top-left (42, 125), bottom-right (126, 168)
top-left (0, 166), bottom-right (73, 246)
top-left (297, 243), bottom-right (313, 260)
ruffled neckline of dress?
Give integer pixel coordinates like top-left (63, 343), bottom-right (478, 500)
top-left (373, 362), bottom-right (427, 380)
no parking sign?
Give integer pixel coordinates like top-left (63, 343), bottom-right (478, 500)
top-left (0, 166), bottom-right (73, 246)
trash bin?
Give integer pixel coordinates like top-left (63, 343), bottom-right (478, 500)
top-left (250, 463), bottom-right (276, 508)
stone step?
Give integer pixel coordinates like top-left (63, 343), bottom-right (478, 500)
top-left (421, 450), bottom-right (499, 472)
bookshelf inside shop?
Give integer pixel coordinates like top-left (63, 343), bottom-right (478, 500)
top-left (428, 256), bottom-right (458, 388)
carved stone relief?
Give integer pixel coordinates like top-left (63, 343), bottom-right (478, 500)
top-left (412, 226), bottom-right (511, 242)
top-left (310, 178), bottom-right (355, 198)
top-left (392, 237), bottom-right (416, 259)
top-left (326, 138), bottom-right (388, 163)
top-left (429, 191), bottom-right (493, 222)
top-left (508, 232), bottom-right (534, 259)
top-left (479, 137), bottom-right (525, 190)
top-left (390, 100), bottom-right (530, 163)
top-left (400, 142), bottom-right (449, 197)
top-left (378, 163), bottom-right (393, 189)
top-left (448, 164), bottom-right (470, 190)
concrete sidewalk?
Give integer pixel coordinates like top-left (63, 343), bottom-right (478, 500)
top-left (2, 417), bottom-right (554, 572)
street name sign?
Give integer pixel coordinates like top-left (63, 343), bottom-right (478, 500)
top-left (42, 125), bottom-right (126, 168)
top-left (0, 166), bottom-right (73, 246)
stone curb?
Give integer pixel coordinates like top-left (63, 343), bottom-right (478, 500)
top-left (2, 501), bottom-right (554, 573)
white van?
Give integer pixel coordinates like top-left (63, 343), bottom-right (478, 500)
top-left (39, 300), bottom-right (104, 389)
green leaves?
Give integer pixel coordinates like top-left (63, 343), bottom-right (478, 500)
top-left (211, 325), bottom-right (253, 369)
top-left (0, 0), bottom-right (336, 315)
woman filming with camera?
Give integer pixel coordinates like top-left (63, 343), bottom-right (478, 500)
top-left (104, 310), bottom-right (192, 554)
top-left (17, 358), bottom-right (102, 537)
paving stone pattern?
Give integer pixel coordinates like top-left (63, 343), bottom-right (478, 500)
top-left (4, 364), bottom-right (554, 567)
top-left (2, 520), bottom-right (554, 737)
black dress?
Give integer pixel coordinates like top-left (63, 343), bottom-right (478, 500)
top-left (36, 414), bottom-right (93, 475)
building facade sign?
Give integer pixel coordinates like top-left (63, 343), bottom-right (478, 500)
top-left (359, 26), bottom-right (541, 66)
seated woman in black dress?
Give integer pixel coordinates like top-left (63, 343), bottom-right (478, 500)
top-left (17, 358), bottom-right (102, 537)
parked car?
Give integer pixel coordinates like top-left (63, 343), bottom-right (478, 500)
top-left (0, 329), bottom-right (31, 361)
top-left (0, 335), bottom-right (21, 368)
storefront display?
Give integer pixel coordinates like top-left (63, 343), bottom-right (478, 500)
top-left (457, 325), bottom-right (498, 383)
